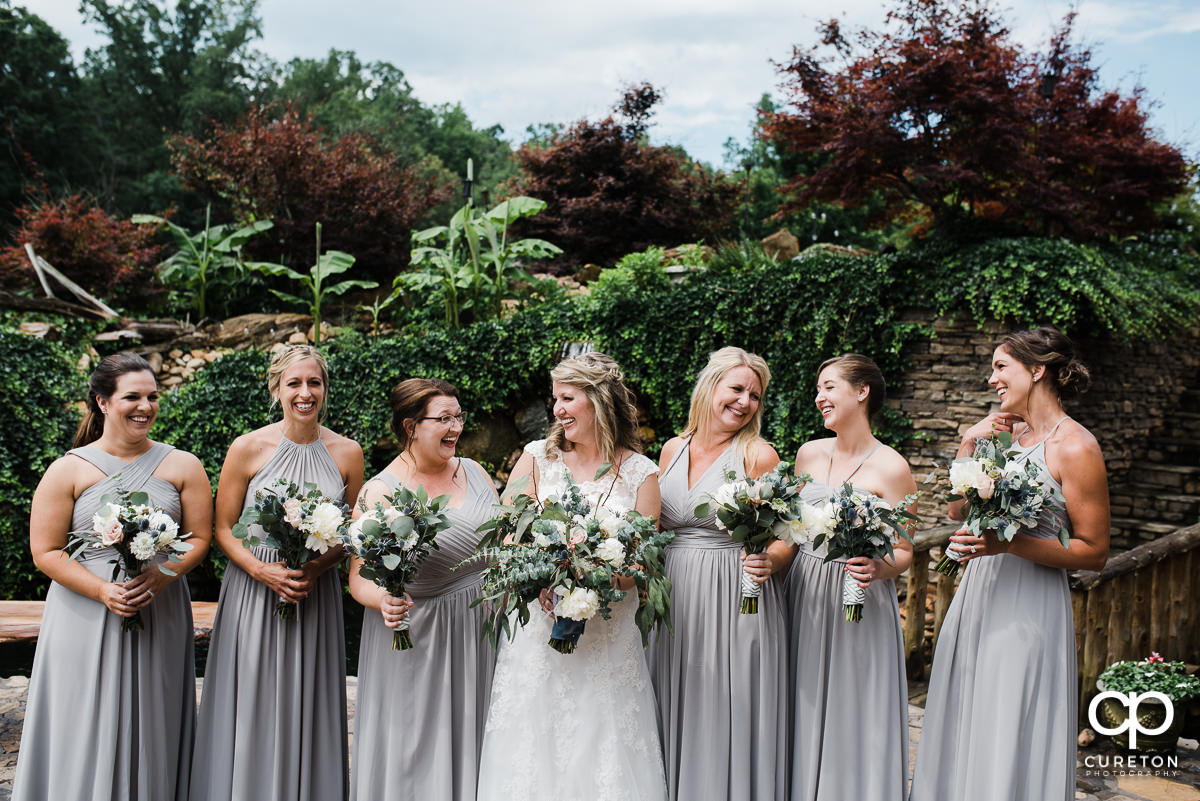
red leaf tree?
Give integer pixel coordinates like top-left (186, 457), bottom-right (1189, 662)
top-left (509, 84), bottom-right (740, 268)
top-left (169, 105), bottom-right (454, 281)
top-left (0, 194), bottom-right (162, 301)
top-left (762, 0), bottom-right (1189, 239)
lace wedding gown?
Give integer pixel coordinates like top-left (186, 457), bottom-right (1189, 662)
top-left (475, 440), bottom-right (668, 801)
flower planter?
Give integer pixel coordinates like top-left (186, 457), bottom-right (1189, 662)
top-left (1095, 679), bottom-right (1186, 754)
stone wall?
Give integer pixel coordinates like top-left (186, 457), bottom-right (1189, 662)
top-left (893, 315), bottom-right (1200, 551)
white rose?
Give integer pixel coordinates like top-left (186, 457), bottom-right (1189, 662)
top-left (596, 537), bottom-right (626, 567)
top-left (130, 531), bottom-right (158, 561)
top-left (772, 517), bottom-right (806, 546)
top-left (949, 459), bottom-right (986, 495)
top-left (92, 502), bottom-right (122, 538)
top-left (798, 501), bottom-right (836, 541)
top-left (345, 517), bottom-right (366, 551)
top-left (712, 481), bottom-right (743, 509)
top-left (599, 514), bottom-right (624, 538)
top-left (554, 587), bottom-right (600, 621)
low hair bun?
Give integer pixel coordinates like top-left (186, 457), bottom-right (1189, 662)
top-left (1057, 358), bottom-right (1092, 398)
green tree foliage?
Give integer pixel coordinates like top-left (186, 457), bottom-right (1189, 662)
top-left (170, 105), bottom-right (455, 283)
top-left (763, 0), bottom-right (1189, 240)
top-left (79, 0), bottom-right (264, 215)
top-left (509, 83), bottom-right (742, 269)
top-left (0, 2), bottom-right (96, 231)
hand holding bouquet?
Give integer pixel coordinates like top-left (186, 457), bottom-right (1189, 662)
top-left (233, 478), bottom-right (349, 619)
top-left (808, 483), bottom-right (918, 622)
top-left (67, 485), bottom-right (193, 632)
top-left (935, 431), bottom-right (1067, 578)
top-left (694, 462), bottom-right (812, 614)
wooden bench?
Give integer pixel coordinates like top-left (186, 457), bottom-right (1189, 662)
top-left (0, 600), bottom-right (218, 644)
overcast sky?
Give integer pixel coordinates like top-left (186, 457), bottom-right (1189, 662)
top-left (31, 0), bottom-right (1200, 167)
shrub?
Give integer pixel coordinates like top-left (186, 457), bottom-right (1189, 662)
top-left (0, 328), bottom-right (86, 599)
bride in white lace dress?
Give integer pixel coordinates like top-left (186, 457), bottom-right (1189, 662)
top-left (477, 353), bottom-right (668, 801)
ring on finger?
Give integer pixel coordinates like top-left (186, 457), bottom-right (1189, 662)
top-left (969, 544), bottom-right (977, 554)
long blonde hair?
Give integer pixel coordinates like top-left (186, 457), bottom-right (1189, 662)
top-left (681, 346), bottom-right (771, 474)
top-left (545, 352), bottom-right (642, 466)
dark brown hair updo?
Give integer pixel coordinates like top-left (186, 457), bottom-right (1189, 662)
top-left (998, 325), bottom-right (1091, 399)
top-left (73, 352), bottom-right (155, 448)
top-left (389, 378), bottom-right (459, 453)
top-left (818, 353), bottom-right (886, 418)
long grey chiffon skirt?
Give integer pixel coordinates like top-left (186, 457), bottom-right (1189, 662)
top-left (647, 542), bottom-right (789, 801)
top-left (788, 548), bottom-right (908, 801)
top-left (13, 552), bottom-right (195, 801)
top-left (350, 577), bottom-right (494, 801)
top-left (908, 553), bottom-right (1076, 801)
top-left (189, 545), bottom-right (348, 801)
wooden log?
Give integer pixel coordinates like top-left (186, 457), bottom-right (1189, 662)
top-left (1070, 522), bottom-right (1200, 591)
top-left (1168, 549), bottom-right (1188, 660)
top-left (1130, 566), bottom-right (1150, 658)
top-left (24, 245), bottom-right (118, 318)
top-left (0, 290), bottom-right (109, 320)
top-left (912, 524), bottom-right (957, 554)
top-left (1107, 573), bottom-right (1132, 666)
top-left (904, 549), bottom-right (930, 680)
top-left (1072, 589), bottom-right (1087, 713)
top-left (933, 565), bottom-right (955, 646)
top-left (1150, 560), bottom-right (1170, 654)
top-left (1082, 582), bottom-right (1111, 712)
top-left (1186, 549), bottom-right (1200, 663)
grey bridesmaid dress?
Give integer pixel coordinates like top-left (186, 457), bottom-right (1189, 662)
top-left (787, 444), bottom-right (909, 801)
top-left (13, 443), bottom-right (196, 801)
top-left (647, 438), bottom-right (789, 801)
top-left (909, 421), bottom-right (1076, 801)
top-left (190, 433), bottom-right (349, 801)
top-left (350, 460), bottom-right (497, 801)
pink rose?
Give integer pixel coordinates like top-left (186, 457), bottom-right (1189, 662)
top-left (569, 528), bottom-right (587, 545)
top-left (282, 498), bottom-right (304, 528)
top-left (99, 522), bottom-right (123, 547)
top-left (973, 474), bottom-right (995, 500)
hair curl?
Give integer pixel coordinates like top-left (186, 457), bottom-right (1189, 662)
top-left (546, 352), bottom-right (642, 466)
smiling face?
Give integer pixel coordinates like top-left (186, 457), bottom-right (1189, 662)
top-left (99, 370), bottom-right (158, 440)
top-left (814, 365), bottom-right (865, 430)
top-left (409, 393), bottom-right (463, 462)
top-left (989, 345), bottom-right (1039, 412)
top-left (276, 358), bottom-right (325, 424)
top-left (552, 380), bottom-right (597, 446)
top-left (709, 365), bottom-right (762, 435)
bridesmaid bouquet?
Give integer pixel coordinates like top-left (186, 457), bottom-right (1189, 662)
top-left (67, 485), bottom-right (193, 632)
top-left (471, 466), bottom-right (674, 653)
top-left (808, 483), bottom-right (919, 622)
top-left (233, 478), bottom-right (349, 619)
top-left (343, 485), bottom-right (453, 651)
top-left (693, 462), bottom-right (812, 614)
top-left (934, 431), bottom-right (1067, 578)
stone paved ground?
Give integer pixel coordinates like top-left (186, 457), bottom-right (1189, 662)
top-left (1, 675), bottom-right (1196, 800)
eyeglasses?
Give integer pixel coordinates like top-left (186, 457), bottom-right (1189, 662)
top-left (419, 413), bottom-right (466, 427)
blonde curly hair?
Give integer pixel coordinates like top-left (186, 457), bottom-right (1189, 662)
top-left (546, 352), bottom-right (642, 466)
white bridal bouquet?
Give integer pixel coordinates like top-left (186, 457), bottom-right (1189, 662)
top-left (694, 462), bottom-right (812, 614)
top-left (233, 478), bottom-right (349, 619)
top-left (471, 466), bottom-right (674, 654)
top-left (67, 485), bottom-right (193, 632)
top-left (344, 484), bottom-right (453, 650)
top-left (804, 484), bottom-right (919, 622)
top-left (935, 431), bottom-right (1067, 578)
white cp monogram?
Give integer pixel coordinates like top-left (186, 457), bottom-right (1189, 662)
top-left (1088, 691), bottom-right (1175, 750)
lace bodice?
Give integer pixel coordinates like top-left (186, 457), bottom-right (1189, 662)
top-left (524, 439), bottom-right (658, 514)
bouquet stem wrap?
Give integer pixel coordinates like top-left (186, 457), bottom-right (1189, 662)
top-left (548, 617), bottom-right (586, 654)
top-left (393, 617), bottom-right (413, 651)
top-left (740, 569), bottom-right (762, 615)
top-left (841, 571), bottom-right (865, 623)
top-left (934, 545), bottom-right (964, 578)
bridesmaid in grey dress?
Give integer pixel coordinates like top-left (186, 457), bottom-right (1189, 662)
top-left (348, 378), bottom-right (498, 801)
top-left (910, 326), bottom-right (1110, 801)
top-left (191, 345), bottom-right (364, 801)
top-left (14, 353), bottom-right (213, 801)
top-left (788, 354), bottom-right (917, 801)
top-left (648, 346), bottom-right (791, 801)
